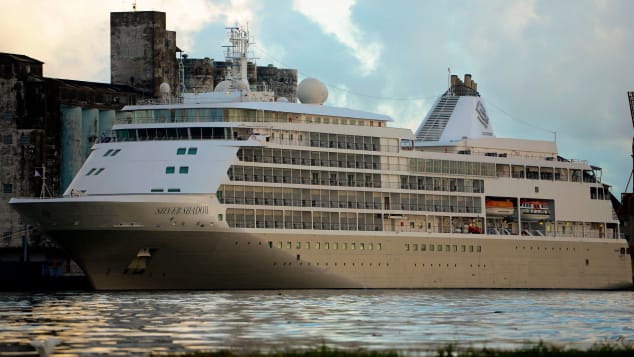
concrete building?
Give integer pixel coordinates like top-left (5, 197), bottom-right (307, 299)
top-left (182, 57), bottom-right (297, 101)
top-left (0, 52), bottom-right (139, 249)
top-left (256, 64), bottom-right (297, 102)
top-left (111, 10), bottom-right (296, 100)
top-left (110, 11), bottom-right (179, 98)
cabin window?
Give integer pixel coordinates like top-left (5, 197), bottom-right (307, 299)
top-left (94, 168), bottom-right (105, 175)
top-left (86, 168), bottom-right (97, 176)
top-left (103, 149), bottom-right (113, 157)
top-left (187, 147), bottom-right (198, 155)
top-left (166, 166), bottom-right (175, 174)
top-left (177, 148), bottom-right (186, 155)
top-left (151, 188), bottom-right (164, 192)
top-left (167, 188), bottom-right (181, 192)
top-left (179, 166), bottom-right (189, 174)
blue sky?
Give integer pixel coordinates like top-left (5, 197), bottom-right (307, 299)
top-left (2, 0), bottom-right (634, 195)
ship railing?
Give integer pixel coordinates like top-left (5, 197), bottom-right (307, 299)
top-left (136, 97), bottom-right (184, 105)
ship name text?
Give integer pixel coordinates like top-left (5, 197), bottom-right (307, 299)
top-left (155, 205), bottom-right (209, 215)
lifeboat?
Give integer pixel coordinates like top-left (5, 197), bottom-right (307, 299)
top-left (486, 199), bottom-right (515, 216)
top-left (520, 200), bottom-right (551, 221)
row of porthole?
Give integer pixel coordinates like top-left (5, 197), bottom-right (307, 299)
top-left (516, 246), bottom-right (576, 252)
top-left (269, 241), bottom-right (382, 251)
top-left (274, 261), bottom-right (387, 267)
top-left (406, 243), bottom-right (482, 253)
top-left (413, 263), bottom-right (487, 268)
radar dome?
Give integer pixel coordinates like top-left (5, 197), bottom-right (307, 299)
top-left (214, 80), bottom-right (232, 92)
top-left (277, 97), bottom-right (289, 103)
top-left (159, 82), bottom-right (171, 96)
top-left (297, 78), bottom-right (328, 105)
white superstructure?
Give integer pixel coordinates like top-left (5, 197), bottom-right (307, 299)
top-left (9, 31), bottom-right (632, 290)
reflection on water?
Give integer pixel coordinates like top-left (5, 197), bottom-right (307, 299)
top-left (0, 290), bottom-right (633, 355)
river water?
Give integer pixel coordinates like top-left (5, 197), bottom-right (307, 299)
top-left (0, 290), bottom-right (633, 355)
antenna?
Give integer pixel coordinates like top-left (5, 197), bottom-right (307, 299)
top-left (448, 67), bottom-right (452, 96)
top-left (38, 166), bottom-right (52, 199)
top-left (132, 0), bottom-right (137, 11)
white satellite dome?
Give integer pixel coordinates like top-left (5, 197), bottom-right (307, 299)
top-left (159, 82), bottom-right (171, 96)
top-left (277, 97), bottom-right (289, 102)
top-left (214, 80), bottom-right (232, 92)
top-left (297, 78), bottom-right (328, 105)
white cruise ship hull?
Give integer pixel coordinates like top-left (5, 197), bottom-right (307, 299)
top-left (11, 196), bottom-right (632, 290)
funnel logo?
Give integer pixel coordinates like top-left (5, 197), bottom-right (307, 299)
top-left (476, 101), bottom-right (490, 128)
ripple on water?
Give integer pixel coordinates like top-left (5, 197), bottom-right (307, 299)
top-left (0, 290), bottom-right (633, 355)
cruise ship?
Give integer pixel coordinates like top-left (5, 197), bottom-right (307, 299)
top-left (10, 28), bottom-right (632, 290)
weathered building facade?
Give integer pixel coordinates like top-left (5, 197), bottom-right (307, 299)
top-left (0, 53), bottom-right (139, 248)
top-left (110, 11), bottom-right (179, 98)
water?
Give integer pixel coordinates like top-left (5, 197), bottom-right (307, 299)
top-left (0, 290), bottom-right (633, 355)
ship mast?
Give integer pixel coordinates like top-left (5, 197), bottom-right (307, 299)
top-left (222, 25), bottom-right (252, 96)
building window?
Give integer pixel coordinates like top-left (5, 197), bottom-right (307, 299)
top-left (218, 214), bottom-right (223, 221)
top-left (2, 135), bottom-right (11, 145)
top-left (2, 183), bottom-right (12, 193)
top-left (177, 148), bottom-right (186, 155)
top-left (179, 166), bottom-right (189, 174)
top-left (187, 147), bottom-right (198, 155)
top-left (166, 166), bottom-right (175, 174)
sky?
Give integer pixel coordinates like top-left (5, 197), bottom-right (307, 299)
top-left (1, 0), bottom-right (634, 195)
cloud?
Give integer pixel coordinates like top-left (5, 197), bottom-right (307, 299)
top-left (0, 0), bottom-right (255, 82)
top-left (291, 0), bottom-right (382, 75)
